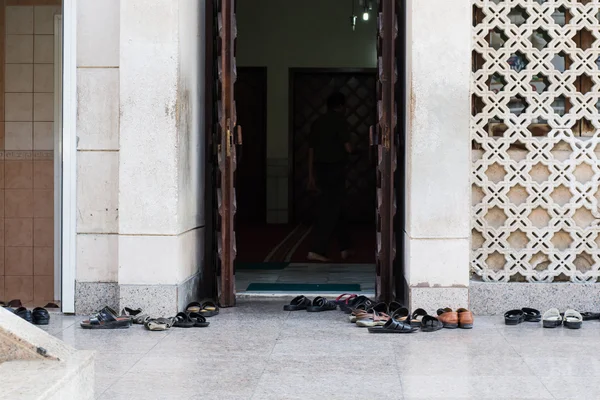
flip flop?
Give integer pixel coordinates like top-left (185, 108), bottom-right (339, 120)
top-left (188, 312), bottom-right (210, 327)
top-left (173, 312), bottom-right (195, 328)
top-left (144, 317), bottom-right (175, 331)
top-left (283, 295), bottom-right (312, 311)
top-left (542, 308), bottom-right (562, 328)
top-left (32, 307), bottom-right (50, 325)
top-left (80, 306), bottom-right (132, 329)
top-left (306, 296), bottom-right (337, 312)
top-left (368, 318), bottom-right (417, 334)
top-left (504, 309), bottom-right (525, 325)
top-left (121, 307), bottom-right (150, 324)
top-left (522, 308), bottom-right (541, 322)
top-left (563, 309), bottom-right (582, 329)
top-left (198, 301), bottom-right (219, 317)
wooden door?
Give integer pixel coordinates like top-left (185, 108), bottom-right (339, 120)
top-left (235, 67), bottom-right (267, 223)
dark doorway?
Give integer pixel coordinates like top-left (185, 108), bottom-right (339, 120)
top-left (235, 67), bottom-right (268, 223)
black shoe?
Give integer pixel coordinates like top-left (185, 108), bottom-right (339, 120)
top-left (32, 307), bottom-right (50, 325)
top-left (14, 307), bottom-right (32, 323)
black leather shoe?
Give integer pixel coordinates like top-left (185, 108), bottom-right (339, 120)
top-left (32, 307), bottom-right (50, 325)
top-left (14, 307), bottom-right (32, 323)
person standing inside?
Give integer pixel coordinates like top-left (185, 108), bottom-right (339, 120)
top-left (307, 92), bottom-right (354, 262)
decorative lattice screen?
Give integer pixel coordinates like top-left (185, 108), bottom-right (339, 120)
top-left (471, 0), bottom-right (600, 282)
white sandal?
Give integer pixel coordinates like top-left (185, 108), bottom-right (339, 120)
top-left (563, 309), bottom-right (582, 329)
top-left (542, 308), bottom-right (562, 328)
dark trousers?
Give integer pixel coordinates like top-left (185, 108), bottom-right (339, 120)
top-left (311, 163), bottom-right (351, 256)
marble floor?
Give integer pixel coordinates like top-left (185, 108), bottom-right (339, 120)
top-left (236, 263), bottom-right (376, 293)
top-left (41, 299), bottom-right (600, 399)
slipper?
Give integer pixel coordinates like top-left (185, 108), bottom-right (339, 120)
top-left (542, 308), bottom-right (562, 328)
top-left (368, 318), bottom-right (417, 334)
top-left (349, 308), bottom-right (371, 323)
top-left (306, 296), bottom-right (337, 312)
top-left (334, 293), bottom-right (356, 306)
top-left (504, 309), bottom-right (525, 325)
top-left (421, 315), bottom-right (443, 332)
top-left (356, 311), bottom-right (390, 327)
top-left (338, 294), bottom-right (359, 312)
top-left (283, 295), bottom-right (312, 311)
top-left (121, 307), bottom-right (150, 324)
top-left (144, 317), bottom-right (174, 331)
top-left (8, 299), bottom-right (22, 308)
top-left (14, 307), bottom-right (32, 323)
top-left (344, 296), bottom-right (375, 314)
top-left (522, 308), bottom-right (541, 322)
top-left (391, 307), bottom-right (419, 327)
top-left (80, 306), bottom-right (132, 329)
top-left (32, 307), bottom-right (50, 325)
top-left (563, 309), bottom-right (582, 329)
top-left (188, 312), bottom-right (210, 327)
top-left (173, 312), bottom-right (195, 328)
top-left (388, 301), bottom-right (404, 315)
top-left (198, 301), bottom-right (219, 317)
top-left (409, 308), bottom-right (429, 328)
top-left (185, 301), bottom-right (202, 313)
top-left (580, 312), bottom-right (600, 321)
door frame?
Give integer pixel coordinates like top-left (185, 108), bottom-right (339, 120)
top-left (288, 67), bottom-right (377, 225)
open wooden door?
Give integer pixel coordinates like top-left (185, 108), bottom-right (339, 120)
top-left (373, 0), bottom-right (399, 303)
top-left (215, 0), bottom-right (239, 307)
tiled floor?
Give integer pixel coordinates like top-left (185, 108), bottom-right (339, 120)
top-left (41, 299), bottom-right (600, 399)
top-left (236, 263), bottom-right (376, 293)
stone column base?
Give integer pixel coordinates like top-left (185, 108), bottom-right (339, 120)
top-left (408, 287), bottom-right (469, 315)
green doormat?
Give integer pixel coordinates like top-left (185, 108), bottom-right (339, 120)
top-left (235, 262), bottom-right (289, 270)
top-left (246, 283), bottom-right (361, 292)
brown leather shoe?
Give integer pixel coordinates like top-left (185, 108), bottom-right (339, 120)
top-left (457, 308), bottom-right (474, 329)
top-left (436, 307), bottom-right (459, 329)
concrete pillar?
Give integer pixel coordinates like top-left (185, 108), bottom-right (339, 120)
top-left (404, 0), bottom-right (471, 312)
top-left (75, 0), bottom-right (120, 314)
top-left (118, 0), bottom-right (205, 316)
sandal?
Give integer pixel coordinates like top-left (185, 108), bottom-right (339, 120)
top-left (338, 294), bottom-right (359, 312)
top-left (306, 296), bottom-right (337, 312)
top-left (121, 307), bottom-right (150, 324)
top-left (185, 301), bottom-right (202, 313)
top-left (173, 312), bottom-right (195, 328)
top-left (144, 317), bottom-right (175, 331)
top-left (580, 312), bottom-right (600, 321)
top-left (542, 308), bottom-right (562, 328)
top-left (198, 301), bottom-right (219, 317)
top-left (563, 309), bottom-right (582, 329)
top-left (408, 308), bottom-right (428, 328)
top-left (283, 295), bottom-right (311, 311)
top-left (355, 311), bottom-right (390, 327)
top-left (522, 308), bottom-right (541, 322)
top-left (80, 306), bottom-right (132, 329)
top-left (32, 307), bottom-right (50, 325)
top-left (504, 309), bottom-right (525, 325)
top-left (421, 315), bottom-right (443, 332)
top-left (188, 312), bottom-right (210, 327)
top-left (345, 296), bottom-right (375, 314)
top-left (391, 307), bottom-right (419, 327)
top-left (368, 318), bottom-right (417, 334)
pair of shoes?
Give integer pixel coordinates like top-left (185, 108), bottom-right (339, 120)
top-left (283, 295), bottom-right (337, 312)
top-left (80, 306), bottom-right (132, 329)
top-left (504, 308), bottom-right (541, 325)
top-left (437, 308), bottom-right (474, 329)
top-left (185, 301), bottom-right (219, 317)
top-left (173, 311), bottom-right (210, 328)
top-left (543, 308), bottom-right (582, 329)
top-left (11, 306), bottom-right (49, 325)
top-left (411, 309), bottom-right (444, 332)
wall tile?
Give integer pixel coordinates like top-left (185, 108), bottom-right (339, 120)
top-left (0, 220), bottom-right (4, 245)
top-left (77, 69), bottom-right (119, 150)
top-left (0, 190), bottom-right (5, 218)
top-left (33, 246), bottom-right (52, 276)
top-left (34, 218), bottom-right (53, 247)
top-left (5, 218), bottom-right (33, 246)
top-left (33, 160), bottom-right (52, 188)
top-left (5, 122), bottom-right (33, 150)
top-left (6, 6), bottom-right (34, 34)
top-left (0, 125), bottom-right (5, 151)
top-left (5, 276), bottom-right (33, 303)
top-left (5, 64), bottom-right (33, 92)
top-left (5, 247), bottom-right (33, 276)
top-left (6, 34), bottom-right (33, 63)
top-left (5, 93), bottom-right (33, 121)
top-left (33, 122), bottom-right (53, 150)
top-left (77, 152), bottom-right (118, 233)
top-left (0, 163), bottom-right (4, 188)
top-left (0, 248), bottom-right (4, 276)
top-left (33, 275), bottom-right (54, 302)
top-left (33, 92), bottom-right (53, 121)
top-left (5, 189), bottom-right (34, 218)
top-left (33, 189), bottom-right (52, 218)
top-left (0, 276), bottom-right (4, 300)
top-left (76, 234), bottom-right (118, 282)
top-left (34, 34), bottom-right (53, 63)
top-left (5, 160), bottom-right (33, 188)
top-left (34, 6), bottom-right (61, 35)
top-left (33, 64), bottom-right (53, 92)
top-left (77, 0), bottom-right (119, 67)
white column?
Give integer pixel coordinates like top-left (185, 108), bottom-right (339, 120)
top-left (404, 0), bottom-right (471, 311)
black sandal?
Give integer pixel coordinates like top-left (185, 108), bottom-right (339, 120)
top-left (580, 312), bottom-right (600, 321)
top-left (306, 296), bottom-right (337, 312)
top-left (344, 296), bottom-right (374, 314)
top-left (421, 315), bottom-right (443, 332)
top-left (368, 318), bottom-right (417, 334)
top-left (173, 312), bottom-right (195, 328)
top-left (80, 306), bottom-right (132, 329)
top-left (522, 308), bottom-right (541, 322)
top-left (504, 309), bottom-right (525, 325)
top-left (188, 312), bottom-right (210, 327)
top-left (283, 295), bottom-right (311, 311)
top-left (32, 307), bottom-right (50, 325)
top-left (199, 301), bottom-right (219, 317)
